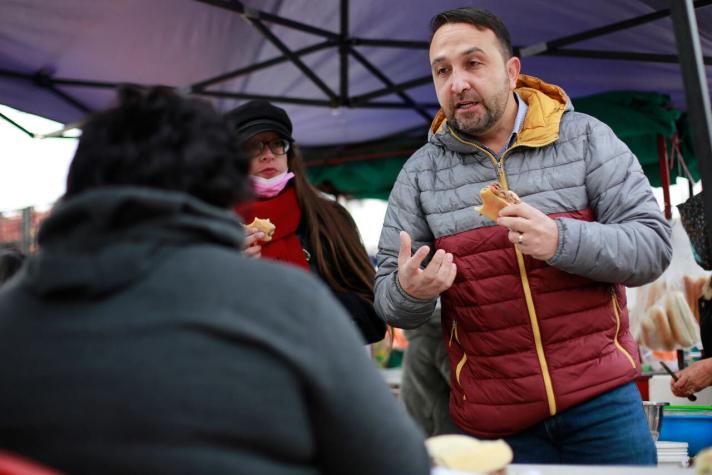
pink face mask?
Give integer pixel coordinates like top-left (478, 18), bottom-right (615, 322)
top-left (250, 171), bottom-right (295, 198)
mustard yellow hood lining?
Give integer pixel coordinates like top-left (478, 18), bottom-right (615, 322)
top-left (429, 74), bottom-right (568, 149)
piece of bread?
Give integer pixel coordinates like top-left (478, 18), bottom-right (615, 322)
top-left (643, 279), bottom-right (667, 310)
top-left (696, 446), bottom-right (712, 474)
top-left (641, 303), bottom-right (675, 351)
top-left (475, 183), bottom-right (521, 221)
top-left (665, 290), bottom-right (700, 348)
top-left (247, 217), bottom-right (276, 242)
top-left (426, 434), bottom-right (512, 475)
top-left (639, 307), bottom-right (656, 348)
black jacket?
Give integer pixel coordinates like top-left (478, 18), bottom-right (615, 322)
top-left (299, 211), bottom-right (386, 344)
top-left (0, 187), bottom-right (429, 475)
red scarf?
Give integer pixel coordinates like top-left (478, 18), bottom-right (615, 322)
top-left (235, 184), bottom-right (310, 271)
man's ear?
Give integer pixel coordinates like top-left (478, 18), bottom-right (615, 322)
top-left (506, 56), bottom-right (521, 89)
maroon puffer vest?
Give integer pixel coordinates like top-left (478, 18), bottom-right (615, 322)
top-left (435, 208), bottom-right (639, 438)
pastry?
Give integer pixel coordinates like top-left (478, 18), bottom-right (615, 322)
top-left (247, 217), bottom-right (276, 242)
top-left (476, 183), bottom-right (521, 221)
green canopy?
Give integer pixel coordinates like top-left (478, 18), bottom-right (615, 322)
top-left (305, 91), bottom-right (698, 199)
top-left (305, 136), bottom-right (419, 200)
top-left (572, 91), bottom-right (698, 187)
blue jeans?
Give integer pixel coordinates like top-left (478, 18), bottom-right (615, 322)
top-left (502, 382), bottom-right (657, 465)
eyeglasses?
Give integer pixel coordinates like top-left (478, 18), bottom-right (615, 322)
top-left (244, 138), bottom-right (291, 158)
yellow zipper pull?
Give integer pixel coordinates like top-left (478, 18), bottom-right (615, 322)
top-left (610, 287), bottom-right (621, 313)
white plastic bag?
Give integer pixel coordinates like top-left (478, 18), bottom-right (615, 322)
top-left (628, 219), bottom-right (708, 351)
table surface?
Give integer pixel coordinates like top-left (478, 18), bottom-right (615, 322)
top-left (432, 464), bottom-right (693, 475)
top-left (507, 464), bottom-right (693, 474)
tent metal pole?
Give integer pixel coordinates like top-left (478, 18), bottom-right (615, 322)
top-left (350, 101), bottom-right (438, 110)
top-left (542, 49), bottom-right (712, 65)
top-left (349, 38), bottom-right (429, 49)
top-left (46, 78), bottom-right (119, 89)
top-left (195, 0), bottom-right (338, 40)
top-left (35, 121), bottom-right (83, 139)
top-left (248, 18), bottom-right (338, 102)
top-left (0, 69), bottom-right (35, 81)
top-left (351, 75), bottom-right (433, 104)
top-left (42, 83), bottom-right (92, 114)
top-left (191, 40), bottom-right (336, 90)
top-left (670, 0), bottom-right (712, 232)
top-left (0, 112), bottom-right (34, 138)
top-left (519, 0), bottom-right (712, 57)
top-left (658, 135), bottom-right (673, 219)
top-left (0, 69), bottom-right (120, 89)
top-left (21, 207), bottom-right (33, 254)
top-left (340, 0), bottom-right (349, 105)
top-left (0, 69), bottom-right (120, 91)
top-left (348, 47), bottom-right (432, 122)
top-left (0, 69), bottom-right (96, 115)
top-left (198, 89), bottom-right (438, 109)
top-left (196, 90), bottom-right (333, 107)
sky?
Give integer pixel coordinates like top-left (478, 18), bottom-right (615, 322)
top-left (0, 104), bottom-right (699, 255)
top-left (0, 105), bottom-right (78, 213)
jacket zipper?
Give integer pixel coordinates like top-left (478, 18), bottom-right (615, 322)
top-left (610, 287), bottom-right (637, 369)
top-left (449, 319), bottom-right (469, 400)
top-left (449, 128), bottom-right (557, 415)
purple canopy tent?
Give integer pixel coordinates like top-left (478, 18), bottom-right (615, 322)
top-left (1, 0), bottom-right (711, 220)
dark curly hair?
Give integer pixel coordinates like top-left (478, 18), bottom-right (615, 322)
top-left (65, 86), bottom-right (250, 208)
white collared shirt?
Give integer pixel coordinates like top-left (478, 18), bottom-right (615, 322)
top-left (497, 92), bottom-right (528, 157)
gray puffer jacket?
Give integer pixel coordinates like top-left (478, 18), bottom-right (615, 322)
top-left (376, 74), bottom-right (671, 329)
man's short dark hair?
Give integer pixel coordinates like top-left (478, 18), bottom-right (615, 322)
top-left (430, 8), bottom-right (513, 60)
top-left (65, 86), bottom-right (250, 208)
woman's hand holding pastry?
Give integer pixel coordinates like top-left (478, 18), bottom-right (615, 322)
top-left (243, 226), bottom-right (264, 258)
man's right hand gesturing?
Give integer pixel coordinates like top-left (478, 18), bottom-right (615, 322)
top-left (397, 231), bottom-right (457, 300)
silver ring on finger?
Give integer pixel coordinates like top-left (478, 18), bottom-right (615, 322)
top-left (517, 233), bottom-right (524, 245)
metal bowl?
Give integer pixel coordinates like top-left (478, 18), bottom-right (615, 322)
top-left (643, 401), bottom-right (670, 441)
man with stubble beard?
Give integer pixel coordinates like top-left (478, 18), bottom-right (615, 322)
top-left (374, 7), bottom-right (671, 465)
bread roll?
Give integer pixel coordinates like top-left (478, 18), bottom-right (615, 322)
top-left (639, 307), bottom-right (656, 349)
top-left (696, 446), bottom-right (712, 474)
top-left (475, 183), bottom-right (520, 221)
top-left (665, 290), bottom-right (700, 348)
top-left (641, 303), bottom-right (675, 351)
top-left (247, 217), bottom-right (276, 242)
top-left (426, 434), bottom-right (512, 475)
top-left (644, 279), bottom-right (667, 309)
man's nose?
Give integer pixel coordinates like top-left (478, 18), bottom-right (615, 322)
top-left (449, 70), bottom-right (470, 95)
